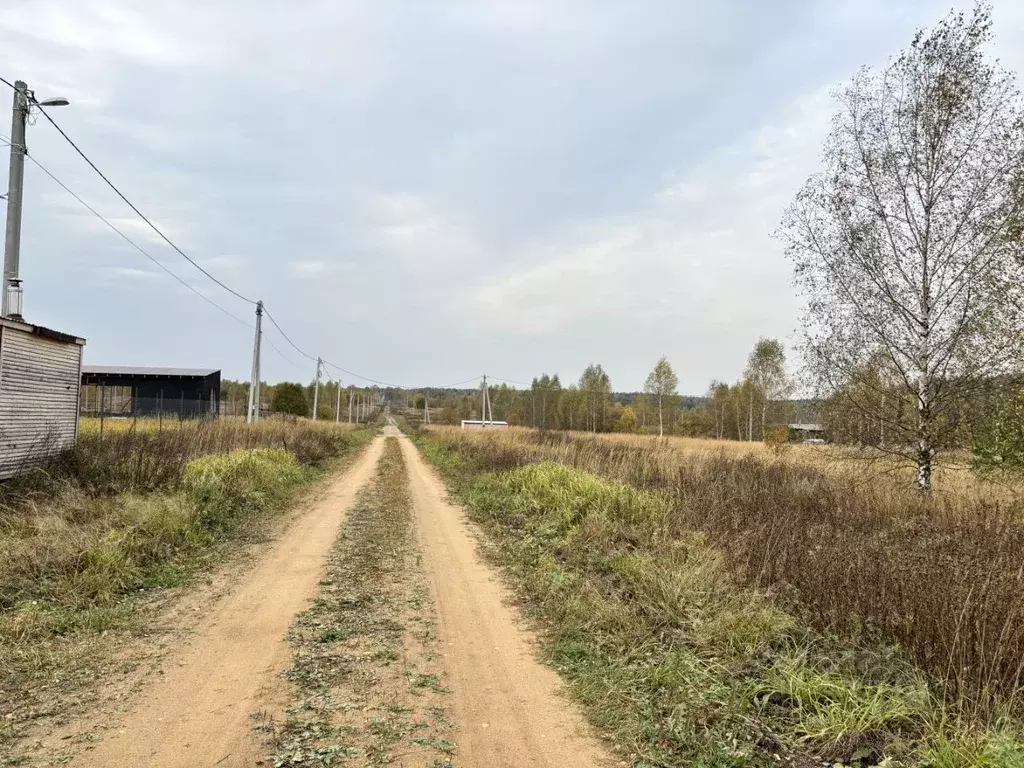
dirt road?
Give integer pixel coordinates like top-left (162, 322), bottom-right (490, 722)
top-left (73, 436), bottom-right (386, 768)
top-left (398, 434), bottom-right (611, 768)
top-left (60, 428), bottom-right (610, 767)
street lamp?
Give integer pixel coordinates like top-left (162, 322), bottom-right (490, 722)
top-left (2, 80), bottom-right (70, 319)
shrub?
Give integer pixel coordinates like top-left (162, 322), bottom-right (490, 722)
top-left (973, 387), bottom-right (1024, 473)
top-left (764, 425), bottom-right (791, 455)
top-left (182, 448), bottom-right (305, 532)
top-left (272, 382), bottom-right (311, 417)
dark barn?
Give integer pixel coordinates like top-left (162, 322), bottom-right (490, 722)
top-left (81, 366), bottom-right (221, 418)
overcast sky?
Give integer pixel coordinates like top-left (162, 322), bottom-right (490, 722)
top-left (3, 1), bottom-right (1024, 393)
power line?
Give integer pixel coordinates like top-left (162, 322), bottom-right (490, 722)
top-left (262, 306), bottom-right (317, 362)
top-left (32, 152), bottom-right (305, 372)
top-left (422, 377), bottom-right (481, 389)
top-left (22, 144), bottom-right (254, 329)
top-left (4, 128), bottom-right (307, 373)
top-left (2, 77), bottom-right (475, 390)
top-left (487, 374), bottom-right (566, 391)
top-left (488, 374), bottom-right (531, 386)
top-left (320, 359), bottom-right (479, 391)
top-left (27, 97), bottom-right (257, 306)
top-left (321, 358), bottom-right (405, 388)
top-left (261, 335), bottom-right (305, 372)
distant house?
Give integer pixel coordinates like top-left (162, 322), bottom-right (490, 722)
top-left (788, 423), bottom-right (827, 442)
top-left (461, 419), bottom-right (509, 430)
top-left (81, 366), bottom-right (221, 418)
top-left (0, 317), bottom-right (86, 480)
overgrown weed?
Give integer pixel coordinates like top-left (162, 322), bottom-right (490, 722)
top-left (415, 429), bottom-right (1024, 767)
top-left (423, 427), bottom-right (1024, 713)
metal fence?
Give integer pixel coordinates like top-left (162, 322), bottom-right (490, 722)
top-left (79, 392), bottom-right (219, 420)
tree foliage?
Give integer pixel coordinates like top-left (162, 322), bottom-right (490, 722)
top-left (579, 364), bottom-right (613, 432)
top-left (744, 338), bottom-right (790, 442)
top-left (779, 3), bottom-right (1024, 490)
top-left (973, 386), bottom-right (1024, 473)
top-left (644, 357), bottom-right (679, 437)
top-left (272, 382), bottom-right (311, 417)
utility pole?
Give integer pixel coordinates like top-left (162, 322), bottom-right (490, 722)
top-left (424, 394), bottom-right (429, 425)
top-left (312, 357), bottom-right (322, 421)
top-left (335, 380), bottom-right (342, 423)
top-left (3, 81), bottom-right (28, 319)
top-left (348, 388), bottom-right (353, 423)
top-left (481, 375), bottom-right (487, 427)
top-left (2, 81), bottom-right (68, 318)
top-left (247, 301), bottom-right (263, 423)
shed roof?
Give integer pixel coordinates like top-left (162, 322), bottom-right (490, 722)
top-left (788, 423), bottom-right (824, 431)
top-left (0, 317), bottom-right (85, 345)
top-left (82, 365), bottom-right (219, 378)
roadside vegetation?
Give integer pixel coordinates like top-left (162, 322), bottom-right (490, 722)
top-left (0, 418), bottom-right (372, 761)
top-left (412, 425), bottom-right (1024, 767)
top-left (262, 437), bottom-right (453, 767)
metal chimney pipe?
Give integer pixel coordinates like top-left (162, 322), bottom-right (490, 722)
top-left (6, 277), bottom-right (23, 320)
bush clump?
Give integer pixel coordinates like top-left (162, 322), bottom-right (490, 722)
top-left (183, 448), bottom-right (305, 532)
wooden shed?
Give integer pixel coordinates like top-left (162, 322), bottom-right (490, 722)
top-left (0, 318), bottom-right (86, 480)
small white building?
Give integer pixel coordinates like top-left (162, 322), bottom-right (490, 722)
top-left (461, 419), bottom-right (509, 430)
top-left (0, 318), bottom-right (86, 479)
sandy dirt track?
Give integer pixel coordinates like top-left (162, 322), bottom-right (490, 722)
top-left (397, 433), bottom-right (611, 768)
top-left (73, 436), bottom-right (386, 768)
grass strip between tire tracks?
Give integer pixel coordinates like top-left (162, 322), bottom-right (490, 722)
top-left (260, 436), bottom-right (454, 768)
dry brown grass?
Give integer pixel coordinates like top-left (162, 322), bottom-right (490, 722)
top-left (423, 425), bottom-right (1024, 714)
top-left (0, 420), bottom-right (369, 620)
top-left (440, 427), bottom-right (1022, 504)
top-left (0, 419), bottom-right (374, 761)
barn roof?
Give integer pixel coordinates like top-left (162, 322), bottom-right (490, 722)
top-left (82, 365), bottom-right (219, 378)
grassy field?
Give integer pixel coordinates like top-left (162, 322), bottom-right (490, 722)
top-left (413, 425), bottom-right (1024, 767)
top-left (453, 428), bottom-right (1018, 502)
top-left (0, 418), bottom-right (373, 758)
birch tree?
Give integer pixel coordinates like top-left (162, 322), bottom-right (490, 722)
top-left (644, 357), bottom-right (679, 437)
top-left (780, 4), bottom-right (1024, 491)
top-left (745, 338), bottom-right (791, 442)
top-left (707, 380), bottom-right (730, 439)
top-left (579, 364), bottom-right (612, 432)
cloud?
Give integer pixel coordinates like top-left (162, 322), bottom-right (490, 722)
top-left (4, 0), bottom-right (1019, 391)
top-left (287, 261), bottom-right (327, 278)
top-left (95, 266), bottom-right (164, 281)
top-left (462, 85), bottom-right (834, 341)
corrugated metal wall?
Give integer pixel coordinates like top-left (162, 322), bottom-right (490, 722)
top-left (0, 326), bottom-right (83, 480)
